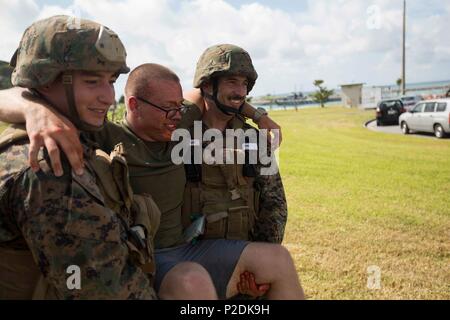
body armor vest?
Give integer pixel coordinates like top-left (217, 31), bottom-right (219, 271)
top-left (0, 125), bottom-right (160, 299)
top-left (182, 117), bottom-right (261, 241)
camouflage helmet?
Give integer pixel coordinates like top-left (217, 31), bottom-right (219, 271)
top-left (193, 44), bottom-right (258, 93)
top-left (10, 15), bottom-right (129, 88)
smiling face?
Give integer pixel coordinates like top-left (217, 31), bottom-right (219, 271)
top-left (73, 71), bottom-right (117, 127)
top-left (128, 79), bottom-right (184, 142)
top-left (215, 74), bottom-right (248, 110)
top-left (38, 70), bottom-right (117, 128)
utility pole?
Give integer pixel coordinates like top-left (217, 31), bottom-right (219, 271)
top-left (402, 0), bottom-right (406, 95)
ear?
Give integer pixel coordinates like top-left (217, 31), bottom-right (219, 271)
top-left (128, 96), bottom-right (139, 113)
top-left (202, 81), bottom-right (213, 95)
top-left (38, 85), bottom-right (52, 94)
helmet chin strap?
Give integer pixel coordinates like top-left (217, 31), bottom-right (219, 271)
top-left (62, 72), bottom-right (104, 132)
top-left (203, 78), bottom-right (245, 116)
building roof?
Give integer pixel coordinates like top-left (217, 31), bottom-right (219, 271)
top-left (340, 83), bottom-right (365, 88)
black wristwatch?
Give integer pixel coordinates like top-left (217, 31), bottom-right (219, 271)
top-left (253, 107), bottom-right (268, 122)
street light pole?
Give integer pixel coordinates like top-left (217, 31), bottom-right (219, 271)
top-left (402, 0), bottom-right (406, 95)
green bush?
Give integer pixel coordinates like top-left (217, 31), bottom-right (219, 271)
top-left (0, 61), bottom-right (13, 90)
top-left (108, 103), bottom-right (126, 123)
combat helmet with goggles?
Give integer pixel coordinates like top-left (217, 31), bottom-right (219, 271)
top-left (193, 44), bottom-right (258, 116)
top-left (10, 15), bottom-right (129, 132)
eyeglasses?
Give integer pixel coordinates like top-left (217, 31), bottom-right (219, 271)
top-left (136, 96), bottom-right (186, 119)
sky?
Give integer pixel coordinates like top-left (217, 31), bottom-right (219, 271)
top-left (1, 0), bottom-right (449, 98)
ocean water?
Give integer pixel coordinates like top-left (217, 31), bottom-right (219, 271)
top-left (256, 100), bottom-right (342, 111)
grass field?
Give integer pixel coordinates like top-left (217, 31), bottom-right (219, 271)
top-left (270, 106), bottom-right (449, 299)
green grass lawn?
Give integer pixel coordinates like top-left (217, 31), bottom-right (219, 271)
top-left (270, 106), bottom-right (449, 299)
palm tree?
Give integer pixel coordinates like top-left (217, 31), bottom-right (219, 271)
top-left (396, 78), bottom-right (403, 95)
top-left (311, 80), bottom-right (334, 108)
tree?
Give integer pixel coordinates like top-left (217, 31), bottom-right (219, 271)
top-left (0, 61), bottom-right (13, 90)
top-left (396, 78), bottom-right (402, 94)
top-left (109, 95), bottom-right (126, 123)
top-left (311, 80), bottom-right (334, 108)
top-left (107, 103), bottom-right (126, 123)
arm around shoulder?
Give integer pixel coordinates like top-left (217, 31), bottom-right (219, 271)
top-left (0, 87), bottom-right (30, 123)
top-left (252, 171), bottom-right (288, 244)
top-left (0, 87), bottom-right (84, 176)
top-left (184, 88), bottom-right (205, 113)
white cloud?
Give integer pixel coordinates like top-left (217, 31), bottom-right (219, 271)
top-left (0, 0), bottom-right (448, 96)
top-left (0, 0), bottom-right (40, 61)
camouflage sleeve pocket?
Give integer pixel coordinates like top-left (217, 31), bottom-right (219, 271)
top-left (63, 181), bottom-right (122, 243)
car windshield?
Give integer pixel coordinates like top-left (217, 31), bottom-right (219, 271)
top-left (381, 101), bottom-right (401, 108)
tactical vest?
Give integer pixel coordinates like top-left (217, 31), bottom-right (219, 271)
top-left (91, 120), bottom-right (186, 249)
top-left (0, 125), bottom-right (160, 299)
top-left (182, 117), bottom-right (261, 241)
top-left (86, 143), bottom-right (160, 276)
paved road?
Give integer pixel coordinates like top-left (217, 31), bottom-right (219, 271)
top-left (365, 120), bottom-right (447, 139)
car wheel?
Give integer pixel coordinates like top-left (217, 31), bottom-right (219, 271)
top-left (401, 122), bottom-right (410, 134)
top-left (434, 124), bottom-right (446, 139)
top-left (377, 120), bottom-right (383, 126)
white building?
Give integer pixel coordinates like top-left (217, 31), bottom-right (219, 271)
top-left (340, 83), bottom-right (364, 108)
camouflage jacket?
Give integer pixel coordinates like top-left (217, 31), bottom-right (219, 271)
top-left (183, 114), bottom-right (288, 244)
top-left (241, 121), bottom-right (287, 244)
top-left (0, 130), bottom-right (156, 299)
top-left (252, 170), bottom-right (287, 244)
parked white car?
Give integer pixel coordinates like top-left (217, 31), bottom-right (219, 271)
top-left (399, 99), bottom-right (450, 138)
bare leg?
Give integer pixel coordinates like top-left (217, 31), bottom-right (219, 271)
top-left (226, 242), bottom-right (305, 299)
top-left (159, 261), bottom-right (218, 300)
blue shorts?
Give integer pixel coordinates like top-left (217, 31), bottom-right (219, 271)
top-left (154, 239), bottom-right (249, 299)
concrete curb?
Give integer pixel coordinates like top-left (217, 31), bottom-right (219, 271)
top-left (364, 119), bottom-right (376, 128)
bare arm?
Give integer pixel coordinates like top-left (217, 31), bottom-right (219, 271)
top-left (0, 88), bottom-right (83, 176)
top-left (240, 103), bottom-right (282, 146)
top-left (184, 88), bottom-right (206, 113)
top-left (0, 87), bottom-right (31, 123)
top-left (183, 88), bottom-right (282, 145)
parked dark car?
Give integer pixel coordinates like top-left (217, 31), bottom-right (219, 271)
top-left (376, 99), bottom-right (405, 126)
top-left (400, 95), bottom-right (422, 111)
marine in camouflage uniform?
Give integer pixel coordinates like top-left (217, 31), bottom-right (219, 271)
top-left (0, 16), bottom-right (158, 299)
top-left (183, 44), bottom-right (287, 244)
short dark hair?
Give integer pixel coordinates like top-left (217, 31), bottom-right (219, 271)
top-left (125, 63), bottom-right (180, 98)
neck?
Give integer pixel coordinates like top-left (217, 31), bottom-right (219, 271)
top-left (202, 98), bottom-right (233, 131)
top-left (126, 113), bottom-right (156, 142)
top-left (34, 89), bottom-right (87, 133)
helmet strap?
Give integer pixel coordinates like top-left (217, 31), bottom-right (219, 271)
top-left (62, 72), bottom-right (104, 132)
